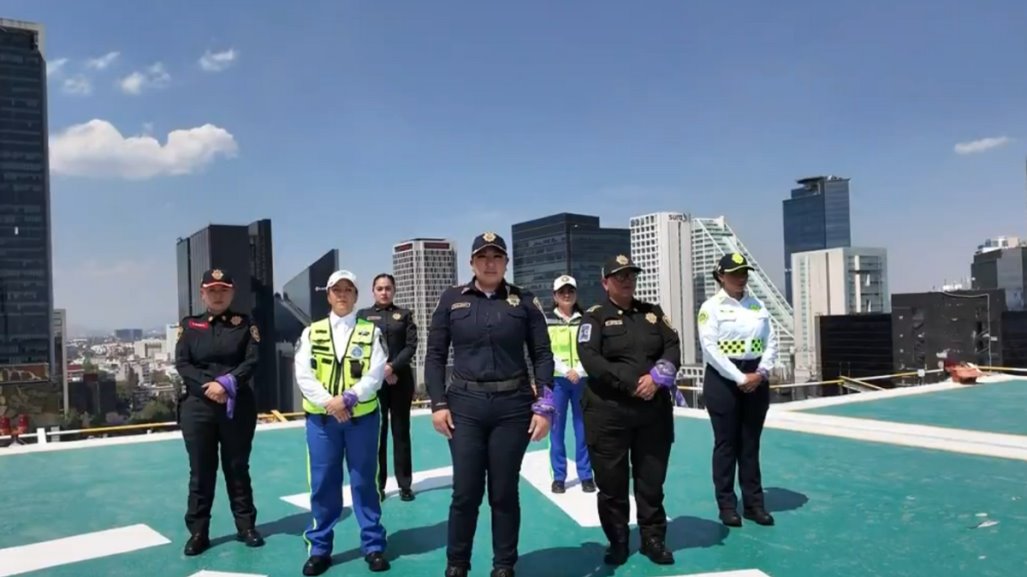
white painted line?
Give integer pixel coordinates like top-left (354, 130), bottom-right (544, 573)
top-left (519, 449), bottom-right (636, 528)
top-left (0, 524), bottom-right (171, 577)
top-left (189, 566), bottom-right (267, 570)
top-left (281, 464), bottom-right (454, 511)
top-left (673, 566), bottom-right (772, 570)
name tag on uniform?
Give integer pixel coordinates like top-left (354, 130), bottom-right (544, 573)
top-left (366, 315), bottom-right (382, 320)
top-left (451, 302), bottom-right (471, 310)
top-left (604, 319), bottom-right (623, 326)
top-left (188, 320), bottom-right (209, 330)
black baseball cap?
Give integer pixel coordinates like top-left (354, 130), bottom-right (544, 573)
top-left (201, 268), bottom-right (234, 288)
top-left (715, 252), bottom-right (754, 275)
top-left (602, 254), bottom-right (642, 277)
top-left (471, 231), bottom-right (507, 256)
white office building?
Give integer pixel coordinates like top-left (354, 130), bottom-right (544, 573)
top-left (791, 247), bottom-right (890, 382)
top-left (691, 216), bottom-right (795, 373)
top-left (392, 238), bottom-right (458, 390)
top-left (629, 212), bottom-right (696, 364)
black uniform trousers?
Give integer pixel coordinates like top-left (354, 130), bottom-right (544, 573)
top-left (583, 393), bottom-right (674, 546)
top-left (377, 369), bottom-right (415, 494)
top-left (445, 381), bottom-right (534, 570)
top-left (179, 392), bottom-right (258, 535)
top-left (703, 358), bottom-right (770, 512)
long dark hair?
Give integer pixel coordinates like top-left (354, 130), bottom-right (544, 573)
top-left (372, 273), bottom-right (395, 288)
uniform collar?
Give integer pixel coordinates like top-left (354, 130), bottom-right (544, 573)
top-left (462, 277), bottom-right (511, 299)
top-left (205, 309), bottom-right (235, 323)
top-left (717, 288), bottom-right (749, 305)
top-left (372, 302), bottom-right (395, 311)
top-left (330, 310), bottom-right (357, 328)
top-left (552, 307), bottom-right (581, 322)
top-left (607, 296), bottom-right (640, 312)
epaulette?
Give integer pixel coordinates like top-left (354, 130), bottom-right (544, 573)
top-left (586, 304), bottom-right (602, 313)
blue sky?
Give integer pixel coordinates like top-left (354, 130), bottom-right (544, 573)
top-left (6, 0), bottom-right (1027, 332)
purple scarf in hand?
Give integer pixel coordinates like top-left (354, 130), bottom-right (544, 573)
top-left (215, 374), bottom-right (238, 419)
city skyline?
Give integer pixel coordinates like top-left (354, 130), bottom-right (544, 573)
top-left (3, 2), bottom-right (1027, 331)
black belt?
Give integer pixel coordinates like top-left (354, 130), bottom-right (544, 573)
top-left (449, 376), bottom-right (527, 392)
top-left (729, 357), bottom-right (762, 368)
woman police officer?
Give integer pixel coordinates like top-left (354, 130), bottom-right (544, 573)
top-left (425, 231), bottom-right (555, 577)
top-left (696, 252), bottom-right (778, 527)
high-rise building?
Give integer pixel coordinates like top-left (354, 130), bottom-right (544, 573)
top-left (892, 289), bottom-right (1005, 371)
top-left (53, 308), bottom-right (67, 414)
top-left (283, 249), bottom-right (339, 322)
top-left (971, 237), bottom-right (1026, 311)
top-left (175, 220), bottom-right (280, 411)
top-left (692, 216), bottom-right (795, 373)
top-left (392, 238), bottom-right (458, 389)
top-left (511, 213), bottom-right (630, 311)
top-left (0, 19), bottom-right (54, 381)
top-left (782, 176), bottom-right (852, 304)
top-left (790, 247), bottom-right (890, 382)
top-left (628, 212), bottom-right (696, 364)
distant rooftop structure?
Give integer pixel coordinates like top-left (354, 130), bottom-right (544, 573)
top-left (976, 236), bottom-right (1023, 254)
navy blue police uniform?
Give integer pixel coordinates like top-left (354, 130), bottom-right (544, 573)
top-left (174, 268), bottom-right (264, 556)
top-left (425, 232), bottom-right (555, 577)
top-left (576, 255), bottom-right (681, 567)
top-left (356, 300), bottom-right (419, 501)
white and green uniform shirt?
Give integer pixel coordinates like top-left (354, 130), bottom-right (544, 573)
top-left (547, 307), bottom-right (588, 378)
top-left (697, 289), bottom-right (778, 385)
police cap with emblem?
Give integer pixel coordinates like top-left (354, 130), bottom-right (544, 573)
top-left (602, 254), bottom-right (642, 278)
top-left (552, 275), bottom-right (576, 291)
top-left (714, 252), bottom-right (754, 279)
top-left (471, 231), bottom-right (507, 256)
top-left (324, 270), bottom-right (358, 290)
top-left (201, 268), bottom-right (233, 288)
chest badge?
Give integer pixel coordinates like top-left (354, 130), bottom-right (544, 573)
top-left (645, 312), bottom-right (657, 324)
top-left (350, 345), bottom-right (364, 358)
top-left (230, 315), bottom-right (242, 326)
top-left (507, 294), bottom-right (521, 307)
top-left (393, 312), bottom-right (402, 320)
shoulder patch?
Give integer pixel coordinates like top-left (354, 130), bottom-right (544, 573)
top-left (698, 310), bottom-right (709, 324)
top-left (532, 296), bottom-right (545, 315)
top-left (577, 323), bottom-right (592, 343)
top-left (587, 305), bottom-right (602, 313)
top-left (249, 324), bottom-right (261, 342)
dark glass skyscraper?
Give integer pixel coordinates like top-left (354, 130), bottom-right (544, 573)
top-left (282, 249), bottom-right (338, 322)
top-left (176, 220), bottom-right (280, 411)
top-left (511, 213), bottom-right (630, 311)
top-left (782, 176), bottom-right (851, 304)
top-left (0, 20), bottom-right (53, 377)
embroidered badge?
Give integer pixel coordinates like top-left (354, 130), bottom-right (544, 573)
top-left (393, 312), bottom-right (402, 320)
top-left (578, 324), bottom-right (592, 342)
top-left (249, 324), bottom-right (260, 342)
top-left (645, 312), bottom-right (657, 324)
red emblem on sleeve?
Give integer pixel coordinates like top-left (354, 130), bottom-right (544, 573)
top-left (188, 320), bottom-right (209, 330)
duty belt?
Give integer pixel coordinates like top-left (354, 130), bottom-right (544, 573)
top-left (449, 376), bottom-right (526, 392)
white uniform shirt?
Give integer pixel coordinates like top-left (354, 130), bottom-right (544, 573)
top-left (697, 289), bottom-right (778, 385)
top-left (294, 310), bottom-right (388, 408)
top-left (549, 307), bottom-right (587, 377)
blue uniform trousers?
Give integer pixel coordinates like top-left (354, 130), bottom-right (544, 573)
top-left (303, 407), bottom-right (387, 558)
top-left (548, 376), bottom-right (592, 483)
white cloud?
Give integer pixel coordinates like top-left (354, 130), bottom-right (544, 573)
top-left (118, 62), bottom-right (171, 95)
top-left (49, 119), bottom-right (238, 180)
top-left (61, 75), bottom-right (92, 96)
top-left (198, 48), bottom-right (237, 72)
top-left (954, 136), bottom-right (1013, 155)
top-left (47, 58), bottom-right (68, 76)
top-left (85, 51), bottom-right (120, 70)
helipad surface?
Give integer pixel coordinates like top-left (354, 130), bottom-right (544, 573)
top-left (2, 381), bottom-right (1026, 577)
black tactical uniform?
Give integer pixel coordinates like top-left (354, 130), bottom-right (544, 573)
top-left (174, 268), bottom-right (263, 555)
top-left (425, 232), bottom-right (554, 577)
top-left (357, 302), bottom-right (419, 501)
top-left (576, 254), bottom-right (680, 567)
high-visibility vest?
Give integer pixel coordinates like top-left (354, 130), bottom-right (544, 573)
top-left (303, 317), bottom-right (378, 417)
top-left (547, 321), bottom-right (580, 377)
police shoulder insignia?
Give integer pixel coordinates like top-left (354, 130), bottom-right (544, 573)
top-left (393, 312), bottom-right (402, 320)
top-left (587, 304), bottom-right (602, 313)
top-left (663, 314), bottom-right (674, 329)
top-left (749, 303), bottom-right (761, 311)
top-left (532, 296), bottom-right (545, 315)
top-left (249, 324), bottom-right (261, 342)
top-left (578, 323), bottom-right (592, 343)
top-left (698, 310), bottom-right (709, 324)
top-left (507, 294), bottom-right (521, 307)
top-left (645, 312), bottom-right (657, 324)
top-left (230, 315), bottom-right (242, 326)
top-left (176, 325), bottom-right (183, 341)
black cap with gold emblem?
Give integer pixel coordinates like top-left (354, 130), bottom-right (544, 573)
top-left (471, 231), bottom-right (508, 256)
top-left (602, 254), bottom-right (642, 277)
top-left (201, 268), bottom-right (234, 288)
top-left (714, 252), bottom-right (754, 276)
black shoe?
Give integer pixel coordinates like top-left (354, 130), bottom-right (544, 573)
top-left (366, 551), bottom-right (390, 572)
top-left (719, 510), bottom-right (742, 527)
top-left (444, 565), bottom-right (469, 577)
top-left (236, 528), bottom-right (265, 547)
top-left (551, 481), bottom-right (565, 494)
top-left (490, 567), bottom-right (515, 577)
top-left (399, 488), bottom-right (415, 501)
top-left (744, 508), bottom-right (775, 526)
top-left (580, 479), bottom-right (596, 493)
top-left (640, 537), bottom-right (674, 565)
top-left (303, 555), bottom-right (332, 576)
top-left (603, 542), bottom-right (629, 565)
top-left (183, 534), bottom-right (209, 556)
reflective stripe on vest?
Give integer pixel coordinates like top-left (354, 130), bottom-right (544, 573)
top-left (717, 337), bottom-right (764, 357)
top-left (548, 323), bottom-right (579, 376)
top-left (303, 317), bottom-right (378, 416)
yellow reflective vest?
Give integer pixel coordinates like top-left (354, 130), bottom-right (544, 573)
top-left (547, 317), bottom-right (581, 377)
top-left (303, 317), bottom-right (378, 417)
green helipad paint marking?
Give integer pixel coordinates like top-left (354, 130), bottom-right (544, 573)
top-left (803, 379), bottom-right (1027, 436)
top-left (2, 414), bottom-right (1025, 577)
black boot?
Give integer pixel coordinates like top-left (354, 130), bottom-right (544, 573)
top-left (366, 551), bottom-right (390, 572)
top-left (719, 509), bottom-right (742, 527)
top-left (183, 534), bottom-right (209, 556)
top-left (640, 536), bottom-right (674, 565)
top-left (603, 541), bottom-right (629, 565)
top-left (236, 528), bottom-right (265, 547)
top-left (743, 508), bottom-right (775, 526)
top-left (302, 555), bottom-right (332, 576)
top-left (444, 565), bottom-right (469, 577)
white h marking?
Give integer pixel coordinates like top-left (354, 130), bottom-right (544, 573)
top-left (0, 524), bottom-right (170, 577)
